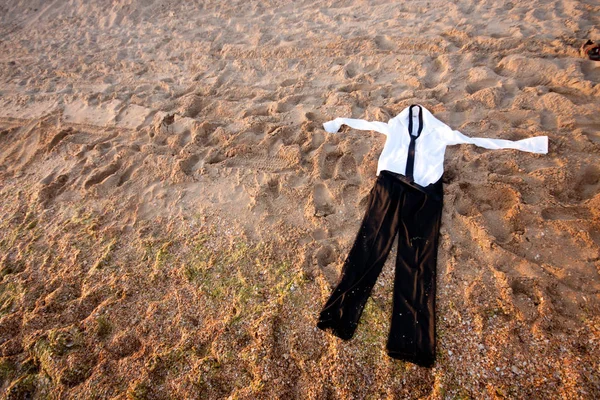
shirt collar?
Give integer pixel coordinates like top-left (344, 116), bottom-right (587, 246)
top-left (390, 104), bottom-right (449, 132)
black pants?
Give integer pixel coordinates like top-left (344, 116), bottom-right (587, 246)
top-left (317, 170), bottom-right (443, 367)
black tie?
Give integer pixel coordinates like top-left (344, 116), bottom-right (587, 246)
top-left (405, 105), bottom-right (423, 181)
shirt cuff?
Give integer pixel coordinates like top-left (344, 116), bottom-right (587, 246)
top-left (323, 119), bottom-right (342, 133)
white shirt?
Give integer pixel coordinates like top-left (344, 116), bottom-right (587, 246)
top-left (323, 104), bottom-right (548, 187)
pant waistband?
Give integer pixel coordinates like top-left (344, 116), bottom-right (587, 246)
top-left (378, 170), bottom-right (443, 200)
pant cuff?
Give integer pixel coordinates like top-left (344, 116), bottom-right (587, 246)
top-left (316, 319), bottom-right (355, 341)
top-left (387, 350), bottom-right (435, 368)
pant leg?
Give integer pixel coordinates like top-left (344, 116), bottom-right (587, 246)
top-left (387, 182), bottom-right (443, 367)
top-left (317, 173), bottom-right (404, 340)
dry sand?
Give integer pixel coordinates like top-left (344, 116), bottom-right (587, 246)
top-left (0, 0), bottom-right (599, 398)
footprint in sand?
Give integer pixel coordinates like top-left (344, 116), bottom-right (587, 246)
top-left (460, 182), bottom-right (521, 243)
top-left (465, 67), bottom-right (502, 94)
top-left (177, 153), bottom-right (201, 177)
top-left (333, 153), bottom-right (358, 181)
top-left (509, 277), bottom-right (542, 323)
top-left (422, 55), bottom-right (451, 89)
top-left (541, 206), bottom-right (591, 221)
top-left (250, 175), bottom-right (283, 216)
top-left (373, 35), bottom-right (395, 51)
top-left (83, 162), bottom-right (121, 190)
top-left (37, 173), bottom-right (69, 208)
top-left (311, 182), bottom-right (335, 218)
top-left (177, 94), bottom-right (204, 118)
top-left (45, 127), bottom-right (74, 153)
top-left (269, 94), bottom-right (305, 114)
top-left (317, 146), bottom-right (342, 180)
top-left (573, 164), bottom-right (600, 201)
top-left (315, 244), bottom-right (339, 285)
top-left (40, 283), bottom-right (81, 314)
top-left (315, 244), bottom-right (335, 267)
top-left (108, 331), bottom-right (142, 359)
top-left (117, 164), bottom-right (138, 187)
top-left (74, 289), bottom-right (106, 321)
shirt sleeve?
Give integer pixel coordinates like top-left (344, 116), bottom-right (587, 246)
top-left (444, 128), bottom-right (548, 154)
top-left (323, 117), bottom-right (390, 136)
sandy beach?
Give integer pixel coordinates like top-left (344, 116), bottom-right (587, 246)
top-left (0, 0), bottom-right (599, 398)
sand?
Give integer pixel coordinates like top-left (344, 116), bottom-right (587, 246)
top-left (0, 0), bottom-right (599, 398)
